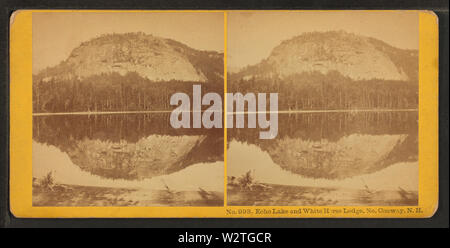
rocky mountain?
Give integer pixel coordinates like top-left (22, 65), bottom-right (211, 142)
top-left (230, 111), bottom-right (418, 179)
top-left (35, 32), bottom-right (223, 83)
top-left (263, 134), bottom-right (414, 179)
top-left (233, 31), bottom-right (418, 82)
top-left (68, 135), bottom-right (221, 180)
top-left (33, 114), bottom-right (224, 180)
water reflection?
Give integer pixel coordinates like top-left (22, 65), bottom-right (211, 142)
top-left (227, 111), bottom-right (418, 206)
top-left (32, 113), bottom-right (224, 206)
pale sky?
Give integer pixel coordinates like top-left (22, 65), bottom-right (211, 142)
top-left (228, 11), bottom-right (419, 69)
top-left (32, 12), bottom-right (224, 74)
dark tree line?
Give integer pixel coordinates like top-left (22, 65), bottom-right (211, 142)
top-left (33, 69), bottom-right (417, 113)
top-left (33, 72), bottom-right (223, 113)
top-left (228, 70), bottom-right (418, 110)
top-left (33, 113), bottom-right (221, 146)
top-left (229, 111), bottom-right (418, 143)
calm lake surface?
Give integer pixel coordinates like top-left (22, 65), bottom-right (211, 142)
top-left (32, 113), bottom-right (224, 206)
top-left (227, 111), bottom-right (418, 206)
top-left (32, 111), bottom-right (418, 206)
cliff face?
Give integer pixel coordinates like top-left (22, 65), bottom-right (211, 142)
top-left (235, 31), bottom-right (417, 82)
top-left (67, 134), bottom-right (223, 180)
top-left (33, 114), bottom-right (224, 180)
top-left (36, 32), bottom-right (223, 83)
top-left (262, 134), bottom-right (414, 179)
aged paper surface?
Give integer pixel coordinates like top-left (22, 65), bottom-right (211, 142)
top-left (10, 10), bottom-right (438, 217)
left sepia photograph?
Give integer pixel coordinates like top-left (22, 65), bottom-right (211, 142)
top-left (31, 12), bottom-right (225, 206)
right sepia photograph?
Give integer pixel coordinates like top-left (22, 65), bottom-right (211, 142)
top-left (226, 11), bottom-right (419, 206)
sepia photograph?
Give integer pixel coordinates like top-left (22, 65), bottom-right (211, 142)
top-left (31, 12), bottom-right (225, 206)
top-left (226, 11), bottom-right (419, 206)
top-left (4, 0), bottom-right (444, 227)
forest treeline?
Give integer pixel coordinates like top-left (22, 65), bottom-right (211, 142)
top-left (33, 70), bottom-right (417, 113)
top-left (33, 72), bottom-right (223, 113)
top-left (228, 70), bottom-right (418, 110)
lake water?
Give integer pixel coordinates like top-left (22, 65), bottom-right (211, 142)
top-left (227, 111), bottom-right (418, 206)
top-left (32, 113), bottom-right (224, 206)
top-left (32, 111), bottom-right (418, 206)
